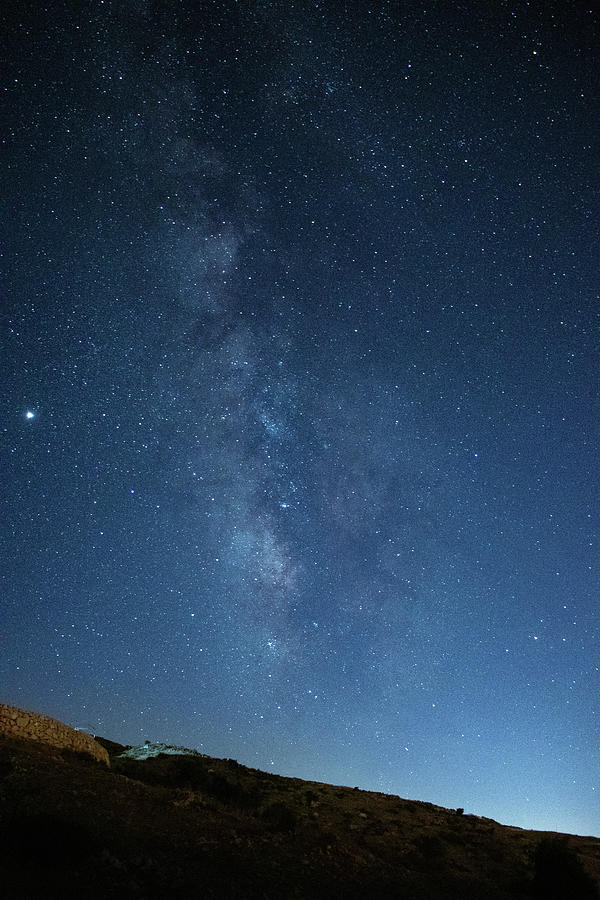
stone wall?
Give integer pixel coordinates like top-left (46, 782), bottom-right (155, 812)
top-left (0, 703), bottom-right (109, 765)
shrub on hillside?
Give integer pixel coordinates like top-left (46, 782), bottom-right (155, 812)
top-left (532, 837), bottom-right (597, 900)
top-left (261, 801), bottom-right (297, 833)
top-left (414, 831), bottom-right (446, 861)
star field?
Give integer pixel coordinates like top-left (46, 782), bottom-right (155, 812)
top-left (1, 0), bottom-right (598, 835)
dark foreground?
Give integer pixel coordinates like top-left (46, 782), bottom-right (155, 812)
top-left (0, 734), bottom-right (598, 899)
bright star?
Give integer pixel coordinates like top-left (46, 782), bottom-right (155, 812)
top-left (25, 410), bottom-right (35, 419)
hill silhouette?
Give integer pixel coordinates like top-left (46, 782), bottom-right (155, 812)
top-left (0, 731), bottom-right (598, 899)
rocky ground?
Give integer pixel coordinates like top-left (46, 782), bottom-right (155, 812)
top-left (0, 733), bottom-right (598, 899)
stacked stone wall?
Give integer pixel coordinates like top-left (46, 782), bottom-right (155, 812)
top-left (0, 703), bottom-right (109, 765)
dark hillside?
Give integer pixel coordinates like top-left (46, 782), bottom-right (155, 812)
top-left (1, 735), bottom-right (598, 899)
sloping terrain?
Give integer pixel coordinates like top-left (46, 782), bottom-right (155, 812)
top-left (0, 734), bottom-right (598, 899)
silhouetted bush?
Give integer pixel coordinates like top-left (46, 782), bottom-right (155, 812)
top-left (415, 831), bottom-right (445, 860)
top-left (112, 754), bottom-right (263, 809)
top-left (206, 772), bottom-right (237, 802)
top-left (113, 753), bottom-right (209, 790)
top-left (532, 837), bottom-right (597, 899)
top-left (261, 801), bottom-right (297, 833)
top-left (170, 754), bottom-right (208, 789)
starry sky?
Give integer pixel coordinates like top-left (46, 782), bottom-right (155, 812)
top-left (2, 1), bottom-right (598, 836)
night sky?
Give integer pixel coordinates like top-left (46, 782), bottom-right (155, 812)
top-left (2, 1), bottom-right (598, 836)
